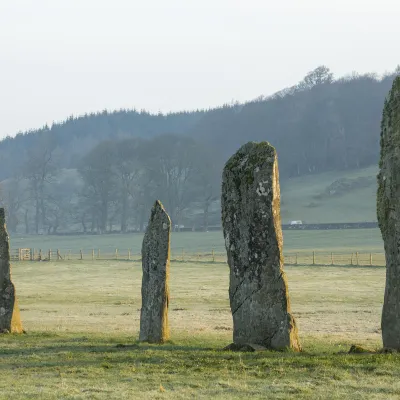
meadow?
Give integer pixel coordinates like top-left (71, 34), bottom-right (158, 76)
top-left (10, 227), bottom-right (384, 256)
top-left (280, 165), bottom-right (378, 224)
top-left (1, 228), bottom-right (398, 399)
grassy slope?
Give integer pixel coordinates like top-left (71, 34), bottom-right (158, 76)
top-left (280, 165), bottom-right (378, 223)
top-left (0, 260), bottom-right (397, 399)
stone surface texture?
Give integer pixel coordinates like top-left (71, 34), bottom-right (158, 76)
top-left (221, 142), bottom-right (300, 351)
top-left (377, 76), bottom-right (400, 349)
top-left (0, 208), bottom-right (23, 333)
top-left (139, 200), bottom-right (171, 343)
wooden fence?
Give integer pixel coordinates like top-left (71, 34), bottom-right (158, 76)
top-left (10, 248), bottom-right (386, 267)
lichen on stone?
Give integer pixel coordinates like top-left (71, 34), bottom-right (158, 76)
top-left (139, 200), bottom-right (171, 344)
top-left (221, 141), bottom-right (300, 351)
top-left (377, 76), bottom-right (400, 350)
top-left (0, 208), bottom-right (23, 334)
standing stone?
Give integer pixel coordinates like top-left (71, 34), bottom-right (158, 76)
top-left (139, 200), bottom-right (171, 343)
top-left (377, 76), bottom-right (400, 349)
top-left (0, 208), bottom-right (23, 334)
top-left (221, 142), bottom-right (300, 351)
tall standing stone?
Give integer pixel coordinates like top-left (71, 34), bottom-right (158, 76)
top-left (377, 76), bottom-right (400, 349)
top-left (222, 142), bottom-right (300, 351)
top-left (139, 200), bottom-right (171, 343)
top-left (0, 208), bottom-right (23, 334)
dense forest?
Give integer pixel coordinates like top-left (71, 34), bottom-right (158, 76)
top-left (1, 66), bottom-right (398, 234)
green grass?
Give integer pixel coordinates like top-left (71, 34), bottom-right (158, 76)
top-left (0, 259), bottom-right (396, 399)
top-left (281, 165), bottom-right (378, 223)
top-left (1, 333), bottom-right (400, 399)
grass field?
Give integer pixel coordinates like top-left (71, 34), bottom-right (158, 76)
top-left (280, 165), bottom-right (378, 223)
top-left (10, 228), bottom-right (384, 256)
top-left (1, 256), bottom-right (398, 399)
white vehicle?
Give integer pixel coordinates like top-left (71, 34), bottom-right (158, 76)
top-left (289, 220), bottom-right (303, 225)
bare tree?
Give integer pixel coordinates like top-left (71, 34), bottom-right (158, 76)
top-left (193, 146), bottom-right (221, 231)
top-left (22, 132), bottom-right (58, 234)
top-left (113, 139), bottom-right (145, 232)
top-left (78, 141), bottom-right (117, 233)
top-left (145, 135), bottom-right (200, 228)
top-left (299, 65), bottom-right (334, 90)
top-left (0, 178), bottom-right (28, 233)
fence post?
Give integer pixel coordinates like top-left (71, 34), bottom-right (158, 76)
top-left (370, 253), bottom-right (373, 266)
top-left (48, 249), bottom-right (51, 261)
top-left (356, 252), bottom-right (359, 266)
top-left (295, 253), bottom-right (298, 266)
top-left (57, 249), bottom-right (61, 260)
top-left (80, 250), bottom-right (83, 260)
top-left (39, 249), bottom-right (42, 261)
top-left (312, 251), bottom-right (315, 265)
top-left (128, 249), bottom-right (131, 261)
top-left (212, 249), bottom-right (215, 263)
top-left (92, 249), bottom-right (95, 261)
top-left (331, 252), bottom-right (334, 266)
top-left (350, 253), bottom-right (353, 266)
top-left (97, 249), bottom-right (100, 259)
top-left (115, 249), bottom-right (118, 260)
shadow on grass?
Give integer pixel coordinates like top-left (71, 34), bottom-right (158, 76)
top-left (0, 335), bottom-right (398, 380)
top-left (0, 338), bottom-right (210, 359)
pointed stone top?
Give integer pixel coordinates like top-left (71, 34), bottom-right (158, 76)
top-left (151, 200), bottom-right (170, 219)
top-left (153, 200), bottom-right (166, 211)
top-left (148, 200), bottom-right (171, 231)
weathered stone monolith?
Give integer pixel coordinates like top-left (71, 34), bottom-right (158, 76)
top-left (221, 142), bottom-right (300, 351)
top-left (139, 200), bottom-right (170, 343)
top-left (0, 208), bottom-right (23, 334)
top-left (377, 76), bottom-right (400, 350)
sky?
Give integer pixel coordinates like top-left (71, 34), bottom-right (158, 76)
top-left (1, 0), bottom-right (399, 138)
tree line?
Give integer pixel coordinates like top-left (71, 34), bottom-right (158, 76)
top-left (1, 134), bottom-right (220, 234)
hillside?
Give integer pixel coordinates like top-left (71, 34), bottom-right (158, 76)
top-left (280, 165), bottom-right (378, 223)
top-left (0, 67), bottom-right (397, 182)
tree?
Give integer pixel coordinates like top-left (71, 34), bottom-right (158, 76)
top-left (44, 175), bottom-right (77, 234)
top-left (190, 145), bottom-right (221, 230)
top-left (0, 178), bottom-right (27, 233)
top-left (22, 132), bottom-right (58, 234)
top-left (113, 139), bottom-right (145, 232)
top-left (145, 135), bottom-right (200, 228)
top-left (78, 141), bottom-right (118, 233)
top-left (300, 66), bottom-right (334, 89)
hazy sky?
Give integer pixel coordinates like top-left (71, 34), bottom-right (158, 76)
top-left (1, 0), bottom-right (399, 138)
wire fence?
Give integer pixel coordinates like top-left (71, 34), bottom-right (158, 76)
top-left (10, 248), bottom-right (386, 267)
